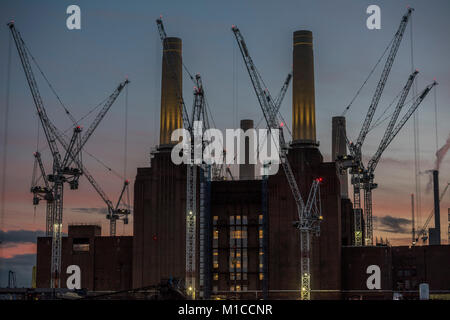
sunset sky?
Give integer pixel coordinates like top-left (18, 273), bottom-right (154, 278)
top-left (0, 0), bottom-right (449, 287)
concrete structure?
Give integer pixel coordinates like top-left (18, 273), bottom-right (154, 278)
top-left (36, 225), bottom-right (132, 291)
top-left (159, 37), bottom-right (183, 146)
top-left (239, 119), bottom-right (255, 180)
top-left (292, 30), bottom-right (316, 145)
top-left (332, 116), bottom-right (349, 198)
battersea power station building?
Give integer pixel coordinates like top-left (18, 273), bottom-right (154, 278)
top-left (36, 30), bottom-right (450, 300)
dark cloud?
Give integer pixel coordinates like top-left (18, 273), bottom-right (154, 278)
top-left (374, 215), bottom-right (411, 234)
top-left (70, 207), bottom-right (108, 215)
top-left (0, 230), bottom-right (45, 244)
top-left (0, 254), bottom-right (36, 288)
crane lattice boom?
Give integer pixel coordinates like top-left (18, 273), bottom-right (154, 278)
top-left (231, 25), bottom-right (322, 300)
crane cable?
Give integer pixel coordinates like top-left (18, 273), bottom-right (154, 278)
top-left (21, 32), bottom-right (124, 180)
top-left (22, 39), bottom-right (77, 125)
top-left (367, 85), bottom-right (421, 133)
top-left (434, 86), bottom-right (438, 154)
top-left (123, 84), bottom-right (131, 212)
top-left (341, 35), bottom-right (395, 117)
top-left (1, 33), bottom-right (12, 245)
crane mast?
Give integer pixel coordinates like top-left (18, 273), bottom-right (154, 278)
top-left (342, 8), bottom-right (413, 246)
top-left (231, 25), bottom-right (322, 300)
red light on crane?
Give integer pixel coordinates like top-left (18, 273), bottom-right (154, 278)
top-left (152, 234), bottom-right (158, 241)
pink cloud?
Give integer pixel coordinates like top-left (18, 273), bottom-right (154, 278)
top-left (0, 242), bottom-right (37, 259)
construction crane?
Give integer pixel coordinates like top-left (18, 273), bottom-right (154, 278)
top-left (340, 8), bottom-right (413, 246)
top-left (8, 21), bottom-right (128, 287)
top-left (232, 25), bottom-right (322, 300)
top-left (82, 167), bottom-right (131, 237)
top-left (415, 181), bottom-right (449, 243)
top-left (360, 70), bottom-right (418, 245)
top-left (362, 79), bottom-right (437, 245)
top-left (156, 17), bottom-right (216, 299)
top-left (255, 72), bottom-right (292, 128)
top-left (7, 271), bottom-right (17, 288)
top-left (30, 80), bottom-right (130, 236)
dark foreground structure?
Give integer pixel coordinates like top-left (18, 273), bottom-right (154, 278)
top-left (35, 29), bottom-right (450, 300)
top-left (36, 225), bottom-right (133, 291)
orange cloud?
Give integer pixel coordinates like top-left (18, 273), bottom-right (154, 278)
top-left (0, 242), bottom-right (37, 259)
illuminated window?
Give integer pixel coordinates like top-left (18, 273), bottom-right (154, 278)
top-left (259, 229), bottom-right (263, 239)
top-left (73, 238), bottom-right (89, 252)
top-left (230, 259), bottom-right (241, 269)
top-left (213, 226), bottom-right (218, 249)
top-left (213, 273), bottom-right (218, 280)
top-left (259, 273), bottom-right (264, 280)
top-left (213, 216), bottom-right (218, 225)
top-left (213, 249), bottom-right (218, 269)
top-left (232, 230), bottom-right (242, 239)
top-left (228, 213), bottom-right (248, 292)
top-left (258, 214), bottom-right (263, 224)
top-left (231, 230), bottom-right (247, 239)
